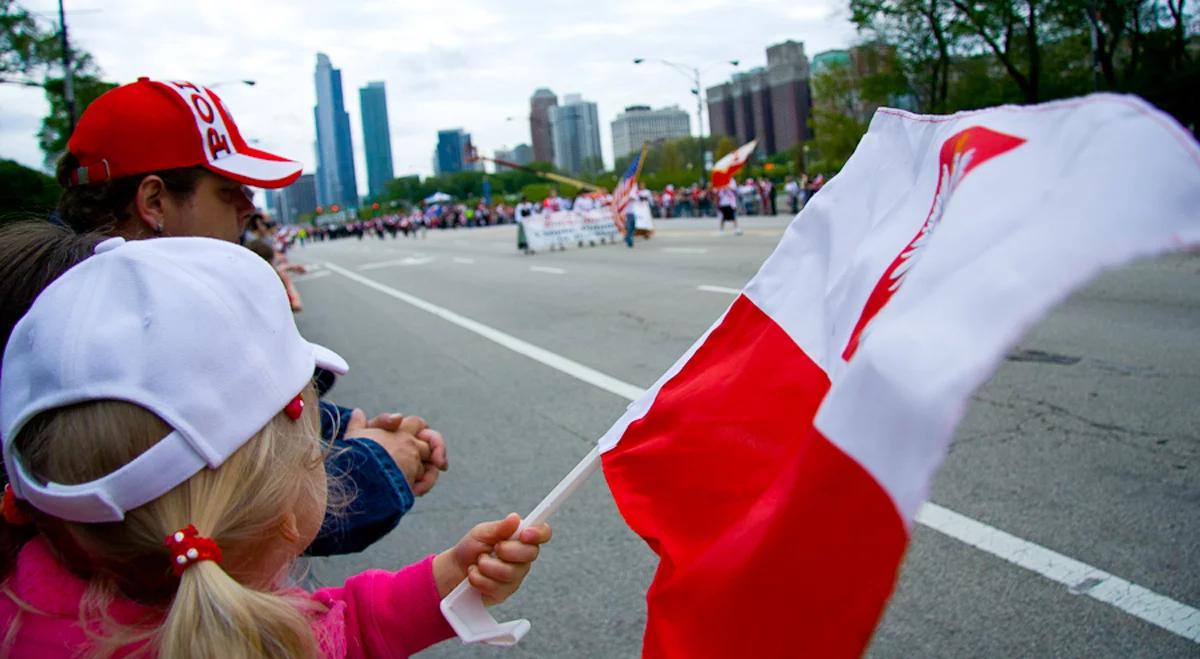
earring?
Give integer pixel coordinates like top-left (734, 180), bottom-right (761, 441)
top-left (154, 222), bottom-right (164, 236)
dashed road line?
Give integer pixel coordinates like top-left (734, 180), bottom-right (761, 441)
top-left (697, 284), bottom-right (741, 295)
top-left (530, 266), bottom-right (565, 275)
top-left (358, 256), bottom-right (434, 270)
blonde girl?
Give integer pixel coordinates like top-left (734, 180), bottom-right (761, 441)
top-left (0, 232), bottom-right (549, 658)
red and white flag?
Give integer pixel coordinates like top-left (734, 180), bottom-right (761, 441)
top-left (710, 139), bottom-right (757, 188)
top-left (599, 95), bottom-right (1200, 658)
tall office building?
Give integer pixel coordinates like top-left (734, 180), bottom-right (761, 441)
top-left (611, 105), bottom-right (691, 159)
top-left (549, 93), bottom-right (603, 175)
top-left (706, 40), bottom-right (813, 156)
top-left (494, 144), bottom-right (532, 171)
top-left (435, 128), bottom-right (477, 175)
top-left (313, 53), bottom-right (359, 209)
top-left (272, 173), bottom-right (318, 224)
top-left (359, 81), bottom-right (395, 199)
top-left (529, 88), bottom-right (557, 163)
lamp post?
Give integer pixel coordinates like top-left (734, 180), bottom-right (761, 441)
top-left (633, 57), bottom-right (738, 186)
top-left (207, 79), bottom-right (257, 89)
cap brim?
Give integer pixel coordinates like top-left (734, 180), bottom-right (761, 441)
top-left (312, 342), bottom-right (349, 375)
top-left (206, 146), bottom-right (303, 188)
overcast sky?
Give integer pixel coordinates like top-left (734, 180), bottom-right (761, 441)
top-left (1, 0), bottom-right (858, 194)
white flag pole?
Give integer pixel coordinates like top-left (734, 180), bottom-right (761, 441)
top-left (440, 447), bottom-right (602, 645)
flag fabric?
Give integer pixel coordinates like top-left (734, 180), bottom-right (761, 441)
top-left (612, 144), bottom-right (648, 233)
top-left (598, 94), bottom-right (1200, 658)
top-left (709, 139), bottom-right (757, 188)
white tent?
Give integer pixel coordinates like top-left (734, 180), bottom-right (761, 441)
top-left (424, 191), bottom-right (452, 203)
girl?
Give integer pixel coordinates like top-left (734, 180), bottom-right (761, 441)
top-left (0, 233), bottom-right (550, 658)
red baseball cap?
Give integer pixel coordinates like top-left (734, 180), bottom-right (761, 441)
top-left (66, 77), bottom-right (302, 189)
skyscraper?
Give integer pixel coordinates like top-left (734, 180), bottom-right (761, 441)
top-left (493, 144), bottom-right (533, 171)
top-left (273, 174), bottom-right (318, 225)
top-left (611, 105), bottom-right (691, 159)
top-left (359, 81), bottom-right (394, 199)
top-left (549, 93), bottom-right (603, 175)
top-left (706, 40), bottom-right (813, 156)
top-left (529, 88), bottom-right (557, 163)
top-left (313, 53), bottom-right (359, 209)
top-left (435, 128), bottom-right (475, 175)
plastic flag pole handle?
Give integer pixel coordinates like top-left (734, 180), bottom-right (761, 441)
top-left (440, 447), bottom-right (601, 646)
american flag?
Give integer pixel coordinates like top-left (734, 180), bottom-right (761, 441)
top-left (612, 144), bottom-right (647, 232)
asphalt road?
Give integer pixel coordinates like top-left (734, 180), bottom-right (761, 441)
top-left (292, 216), bottom-right (1198, 658)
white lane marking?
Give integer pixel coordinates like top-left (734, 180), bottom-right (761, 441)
top-left (454, 257), bottom-right (476, 264)
top-left (323, 264), bottom-right (1200, 645)
top-left (358, 256), bottom-right (434, 270)
top-left (530, 266), bottom-right (566, 275)
top-left (697, 285), bottom-right (741, 295)
top-left (662, 247), bottom-right (709, 254)
top-left (292, 270), bottom-right (332, 282)
top-left (324, 263), bottom-right (642, 400)
top-left (917, 503), bottom-right (1199, 643)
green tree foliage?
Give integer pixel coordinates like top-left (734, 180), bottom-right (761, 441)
top-left (810, 62), bottom-right (871, 173)
top-left (38, 73), bottom-right (116, 167)
top-left (0, 158), bottom-right (60, 216)
top-left (1, 0), bottom-right (58, 78)
top-left (848, 0), bottom-right (1198, 133)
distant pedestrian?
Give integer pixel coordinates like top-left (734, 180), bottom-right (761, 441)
top-left (718, 182), bottom-right (742, 235)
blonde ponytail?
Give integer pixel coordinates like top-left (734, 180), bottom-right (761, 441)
top-left (159, 561), bottom-right (316, 658)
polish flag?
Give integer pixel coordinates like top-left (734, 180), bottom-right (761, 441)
top-left (599, 95), bottom-right (1200, 658)
top-left (710, 140), bottom-right (757, 188)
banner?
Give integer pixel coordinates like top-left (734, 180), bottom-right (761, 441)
top-left (521, 209), bottom-right (621, 252)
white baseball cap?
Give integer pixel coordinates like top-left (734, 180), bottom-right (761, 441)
top-left (1, 236), bottom-right (348, 523)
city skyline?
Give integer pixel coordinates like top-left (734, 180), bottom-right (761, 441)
top-left (0, 1), bottom-right (857, 196)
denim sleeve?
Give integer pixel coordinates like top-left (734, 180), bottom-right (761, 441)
top-left (306, 402), bottom-right (416, 556)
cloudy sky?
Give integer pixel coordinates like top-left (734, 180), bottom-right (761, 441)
top-left (1, 0), bottom-right (858, 194)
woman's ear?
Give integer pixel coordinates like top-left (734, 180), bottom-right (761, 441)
top-left (131, 175), bottom-right (168, 236)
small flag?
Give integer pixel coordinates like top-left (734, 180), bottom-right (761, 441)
top-left (612, 144), bottom-right (648, 233)
top-left (598, 95), bottom-right (1200, 658)
top-left (709, 139), bottom-right (757, 188)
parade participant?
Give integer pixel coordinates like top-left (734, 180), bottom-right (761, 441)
top-left (51, 78), bottom-right (447, 556)
top-left (0, 234), bottom-right (551, 658)
top-left (717, 180), bottom-right (742, 235)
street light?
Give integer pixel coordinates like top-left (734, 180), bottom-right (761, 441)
top-left (633, 57), bottom-right (738, 186)
top-left (207, 79), bottom-right (257, 89)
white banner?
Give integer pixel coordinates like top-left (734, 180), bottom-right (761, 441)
top-left (522, 210), bottom-right (621, 252)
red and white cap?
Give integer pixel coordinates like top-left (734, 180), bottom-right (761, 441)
top-left (67, 77), bottom-right (302, 189)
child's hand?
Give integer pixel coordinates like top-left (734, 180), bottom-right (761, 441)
top-left (434, 513), bottom-right (552, 605)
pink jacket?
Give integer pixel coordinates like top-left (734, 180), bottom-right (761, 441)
top-left (0, 537), bottom-right (456, 657)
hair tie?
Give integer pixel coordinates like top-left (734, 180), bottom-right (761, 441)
top-left (3, 484), bottom-right (31, 526)
top-left (164, 524), bottom-right (222, 576)
top-left (285, 393), bottom-right (304, 420)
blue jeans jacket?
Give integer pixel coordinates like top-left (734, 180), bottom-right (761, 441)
top-left (304, 401), bottom-right (415, 556)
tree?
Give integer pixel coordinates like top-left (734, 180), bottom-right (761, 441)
top-left (0, 158), bottom-right (60, 215)
top-left (810, 62), bottom-right (871, 173)
top-left (38, 72), bottom-right (116, 167)
top-left (1, 0), bottom-right (58, 79)
top-left (852, 0), bottom-right (961, 111)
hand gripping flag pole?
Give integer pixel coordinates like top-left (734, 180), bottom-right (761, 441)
top-left (440, 447), bottom-right (601, 645)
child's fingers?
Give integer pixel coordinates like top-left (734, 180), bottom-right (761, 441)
top-left (476, 554), bottom-right (528, 584)
top-left (470, 513), bottom-right (521, 545)
top-left (517, 523), bottom-right (552, 545)
top-left (493, 538), bottom-right (542, 565)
